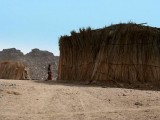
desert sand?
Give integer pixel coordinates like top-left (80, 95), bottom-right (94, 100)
top-left (0, 79), bottom-right (160, 120)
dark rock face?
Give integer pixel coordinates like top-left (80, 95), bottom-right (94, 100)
top-left (0, 48), bottom-right (59, 80)
top-left (0, 48), bottom-right (24, 60)
top-left (25, 49), bottom-right (58, 80)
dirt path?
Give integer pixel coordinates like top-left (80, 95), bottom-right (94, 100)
top-left (0, 79), bottom-right (160, 120)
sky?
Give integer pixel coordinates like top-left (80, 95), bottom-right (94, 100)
top-left (0, 0), bottom-right (159, 56)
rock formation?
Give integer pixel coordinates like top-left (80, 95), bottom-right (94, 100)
top-left (0, 48), bottom-right (58, 80)
top-left (0, 48), bottom-right (24, 60)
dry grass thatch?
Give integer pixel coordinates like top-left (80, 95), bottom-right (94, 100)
top-left (0, 61), bottom-right (27, 80)
top-left (58, 23), bottom-right (160, 85)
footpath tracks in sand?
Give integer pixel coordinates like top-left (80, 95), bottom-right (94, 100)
top-left (0, 79), bottom-right (160, 120)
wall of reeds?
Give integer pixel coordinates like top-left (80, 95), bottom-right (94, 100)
top-left (0, 61), bottom-right (26, 80)
top-left (58, 23), bottom-right (160, 85)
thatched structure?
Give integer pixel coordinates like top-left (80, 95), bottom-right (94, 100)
top-left (0, 61), bottom-right (29, 80)
top-left (58, 23), bottom-right (160, 85)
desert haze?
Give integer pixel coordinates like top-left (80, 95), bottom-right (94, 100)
top-left (0, 79), bottom-right (160, 120)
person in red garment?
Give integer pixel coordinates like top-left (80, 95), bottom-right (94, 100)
top-left (46, 64), bottom-right (52, 81)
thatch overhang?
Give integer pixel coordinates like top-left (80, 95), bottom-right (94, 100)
top-left (58, 23), bottom-right (160, 85)
top-left (0, 61), bottom-right (28, 80)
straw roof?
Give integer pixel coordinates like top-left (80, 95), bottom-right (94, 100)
top-left (0, 61), bottom-right (27, 80)
top-left (58, 23), bottom-right (160, 85)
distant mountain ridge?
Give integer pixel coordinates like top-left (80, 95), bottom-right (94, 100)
top-left (0, 48), bottom-right (59, 80)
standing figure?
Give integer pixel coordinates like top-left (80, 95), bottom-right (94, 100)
top-left (47, 64), bottom-right (52, 80)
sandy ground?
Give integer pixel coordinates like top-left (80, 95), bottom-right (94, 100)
top-left (0, 79), bottom-right (160, 120)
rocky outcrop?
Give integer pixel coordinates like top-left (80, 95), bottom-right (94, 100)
top-left (24, 49), bottom-right (58, 80)
top-left (0, 48), bottom-right (59, 80)
top-left (0, 48), bottom-right (24, 60)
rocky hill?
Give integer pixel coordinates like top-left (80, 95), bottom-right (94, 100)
top-left (0, 48), bottom-right (59, 80)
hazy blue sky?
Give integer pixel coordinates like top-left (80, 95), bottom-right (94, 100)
top-left (0, 0), bottom-right (159, 55)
